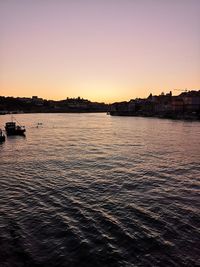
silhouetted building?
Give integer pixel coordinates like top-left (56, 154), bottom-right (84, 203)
top-left (172, 97), bottom-right (184, 112)
top-left (109, 90), bottom-right (200, 119)
top-left (181, 90), bottom-right (200, 112)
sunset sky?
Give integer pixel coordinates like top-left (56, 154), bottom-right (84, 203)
top-left (0, 0), bottom-right (200, 103)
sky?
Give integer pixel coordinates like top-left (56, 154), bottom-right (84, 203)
top-left (0, 0), bottom-right (200, 103)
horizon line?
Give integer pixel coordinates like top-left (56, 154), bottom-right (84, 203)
top-left (1, 89), bottom-right (200, 102)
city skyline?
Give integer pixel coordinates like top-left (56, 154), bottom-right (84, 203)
top-left (1, 0), bottom-right (200, 103)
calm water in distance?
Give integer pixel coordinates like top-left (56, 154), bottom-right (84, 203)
top-left (0, 113), bottom-right (200, 267)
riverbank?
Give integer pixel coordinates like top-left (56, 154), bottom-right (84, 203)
top-left (109, 111), bottom-right (200, 121)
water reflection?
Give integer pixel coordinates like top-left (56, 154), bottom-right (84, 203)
top-left (0, 113), bottom-right (199, 267)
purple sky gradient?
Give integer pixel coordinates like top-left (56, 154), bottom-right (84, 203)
top-left (0, 0), bottom-right (200, 102)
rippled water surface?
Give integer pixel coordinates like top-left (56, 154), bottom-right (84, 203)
top-left (0, 113), bottom-right (200, 267)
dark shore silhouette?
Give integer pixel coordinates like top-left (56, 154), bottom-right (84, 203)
top-left (0, 96), bottom-right (108, 114)
top-left (109, 90), bottom-right (200, 120)
top-left (1, 90), bottom-right (200, 120)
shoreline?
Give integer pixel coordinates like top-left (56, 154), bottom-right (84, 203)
top-left (109, 112), bottom-right (200, 121)
top-left (1, 111), bottom-right (200, 122)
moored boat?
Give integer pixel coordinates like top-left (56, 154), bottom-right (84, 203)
top-left (0, 129), bottom-right (6, 142)
top-left (5, 117), bottom-right (26, 136)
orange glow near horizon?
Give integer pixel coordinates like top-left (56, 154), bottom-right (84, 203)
top-left (0, 0), bottom-right (200, 103)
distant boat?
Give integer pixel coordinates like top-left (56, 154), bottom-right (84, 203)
top-left (5, 116), bottom-right (26, 136)
top-left (0, 129), bottom-right (6, 142)
top-left (36, 122), bottom-right (43, 128)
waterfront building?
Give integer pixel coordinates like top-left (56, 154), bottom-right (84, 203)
top-left (180, 90), bottom-right (200, 112)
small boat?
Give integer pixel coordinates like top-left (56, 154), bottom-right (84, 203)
top-left (0, 129), bottom-right (6, 142)
top-left (5, 117), bottom-right (26, 136)
top-left (36, 122), bottom-right (43, 128)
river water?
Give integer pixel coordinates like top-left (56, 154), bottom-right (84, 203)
top-left (0, 113), bottom-right (200, 267)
